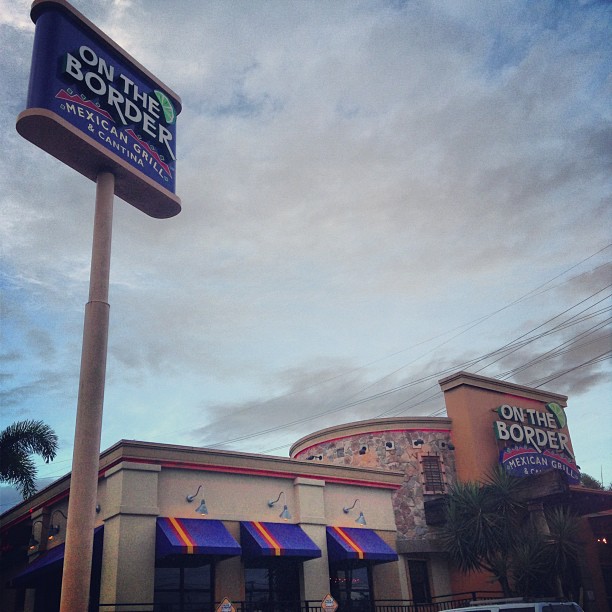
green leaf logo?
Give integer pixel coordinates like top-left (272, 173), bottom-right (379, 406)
top-left (546, 402), bottom-right (566, 428)
top-left (154, 90), bottom-right (176, 125)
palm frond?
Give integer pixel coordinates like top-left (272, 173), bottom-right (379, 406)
top-left (0, 420), bottom-right (58, 498)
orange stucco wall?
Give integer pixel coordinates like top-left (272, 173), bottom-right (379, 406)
top-left (440, 372), bottom-right (571, 484)
top-left (438, 372), bottom-right (573, 595)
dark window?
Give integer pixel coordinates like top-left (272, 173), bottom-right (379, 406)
top-left (421, 454), bottom-right (445, 494)
top-left (329, 565), bottom-right (373, 612)
top-left (154, 562), bottom-right (213, 612)
top-left (33, 567), bottom-right (62, 612)
top-left (408, 560), bottom-right (431, 604)
top-left (244, 561), bottom-right (300, 611)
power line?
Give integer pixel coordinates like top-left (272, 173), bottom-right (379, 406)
top-left (223, 284), bottom-right (611, 449)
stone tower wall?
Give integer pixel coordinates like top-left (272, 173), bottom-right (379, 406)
top-left (297, 427), bottom-right (456, 542)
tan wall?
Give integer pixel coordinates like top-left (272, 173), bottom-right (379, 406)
top-left (216, 521), bottom-right (243, 603)
top-left (99, 462), bottom-right (161, 610)
top-left (115, 456), bottom-right (402, 605)
top-left (3, 440), bottom-right (406, 610)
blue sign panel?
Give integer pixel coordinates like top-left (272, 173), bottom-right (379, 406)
top-left (500, 447), bottom-right (580, 485)
top-left (17, 0), bottom-right (181, 218)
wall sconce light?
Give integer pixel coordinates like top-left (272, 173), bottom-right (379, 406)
top-left (28, 520), bottom-right (43, 551)
top-left (96, 504), bottom-right (101, 514)
top-left (358, 446), bottom-right (367, 455)
top-left (47, 509), bottom-right (67, 541)
top-left (414, 439), bottom-right (424, 446)
top-left (343, 499), bottom-right (367, 526)
top-left (186, 485), bottom-right (208, 515)
top-left (268, 491), bottom-right (291, 520)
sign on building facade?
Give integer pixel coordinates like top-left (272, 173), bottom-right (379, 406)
top-left (495, 402), bottom-right (580, 484)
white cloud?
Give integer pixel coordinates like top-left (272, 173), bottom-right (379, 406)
top-left (1, 0), bottom-right (610, 494)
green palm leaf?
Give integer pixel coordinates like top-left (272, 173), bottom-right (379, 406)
top-left (0, 420), bottom-right (58, 499)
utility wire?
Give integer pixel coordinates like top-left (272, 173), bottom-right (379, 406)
top-left (257, 285), bottom-right (612, 451)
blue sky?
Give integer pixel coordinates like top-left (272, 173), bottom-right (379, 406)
top-left (1, 0), bottom-right (611, 510)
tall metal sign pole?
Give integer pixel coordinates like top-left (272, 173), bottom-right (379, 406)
top-left (60, 171), bottom-right (114, 611)
top-left (17, 2), bottom-right (181, 610)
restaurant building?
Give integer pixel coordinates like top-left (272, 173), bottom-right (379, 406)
top-left (1, 371), bottom-right (610, 611)
top-left (290, 372), bottom-right (612, 611)
top-left (1, 440), bottom-right (405, 611)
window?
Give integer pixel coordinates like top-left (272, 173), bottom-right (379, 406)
top-left (407, 560), bottom-right (431, 604)
top-left (329, 565), bottom-right (373, 612)
top-left (244, 561), bottom-right (301, 611)
top-left (420, 454), bottom-right (446, 494)
top-left (154, 562), bottom-right (213, 612)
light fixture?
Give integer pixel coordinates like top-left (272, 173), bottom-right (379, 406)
top-left (186, 485), bottom-right (202, 503)
top-left (28, 519), bottom-right (43, 551)
top-left (47, 509), bottom-right (67, 541)
top-left (186, 485), bottom-right (208, 515)
top-left (28, 533), bottom-right (40, 550)
top-left (343, 499), bottom-right (366, 526)
top-left (268, 491), bottom-right (291, 521)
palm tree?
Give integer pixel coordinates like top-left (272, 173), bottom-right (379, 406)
top-left (0, 420), bottom-right (58, 499)
top-left (439, 466), bottom-right (527, 596)
top-left (544, 506), bottom-right (582, 599)
top-left (439, 467), bottom-right (582, 599)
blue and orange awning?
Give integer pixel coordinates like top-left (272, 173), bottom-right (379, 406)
top-left (240, 521), bottom-right (321, 560)
top-left (156, 517), bottom-right (241, 559)
top-left (13, 526), bottom-right (103, 587)
top-left (326, 526), bottom-right (398, 565)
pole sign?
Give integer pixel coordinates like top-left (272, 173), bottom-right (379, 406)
top-left (494, 402), bottom-right (580, 484)
top-left (16, 0), bottom-right (181, 218)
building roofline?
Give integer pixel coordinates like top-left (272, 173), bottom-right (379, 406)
top-left (0, 438), bottom-right (404, 530)
top-left (438, 371), bottom-right (568, 406)
top-left (289, 416), bottom-right (452, 458)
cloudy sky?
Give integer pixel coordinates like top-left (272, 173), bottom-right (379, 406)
top-left (1, 0), bottom-right (610, 510)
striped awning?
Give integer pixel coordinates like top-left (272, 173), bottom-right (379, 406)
top-left (13, 526), bottom-right (103, 586)
top-left (326, 526), bottom-right (398, 564)
top-left (240, 521), bottom-right (321, 560)
top-left (156, 517), bottom-right (241, 559)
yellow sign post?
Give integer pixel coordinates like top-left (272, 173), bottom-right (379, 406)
top-left (321, 593), bottom-right (339, 611)
top-left (216, 597), bottom-right (236, 612)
